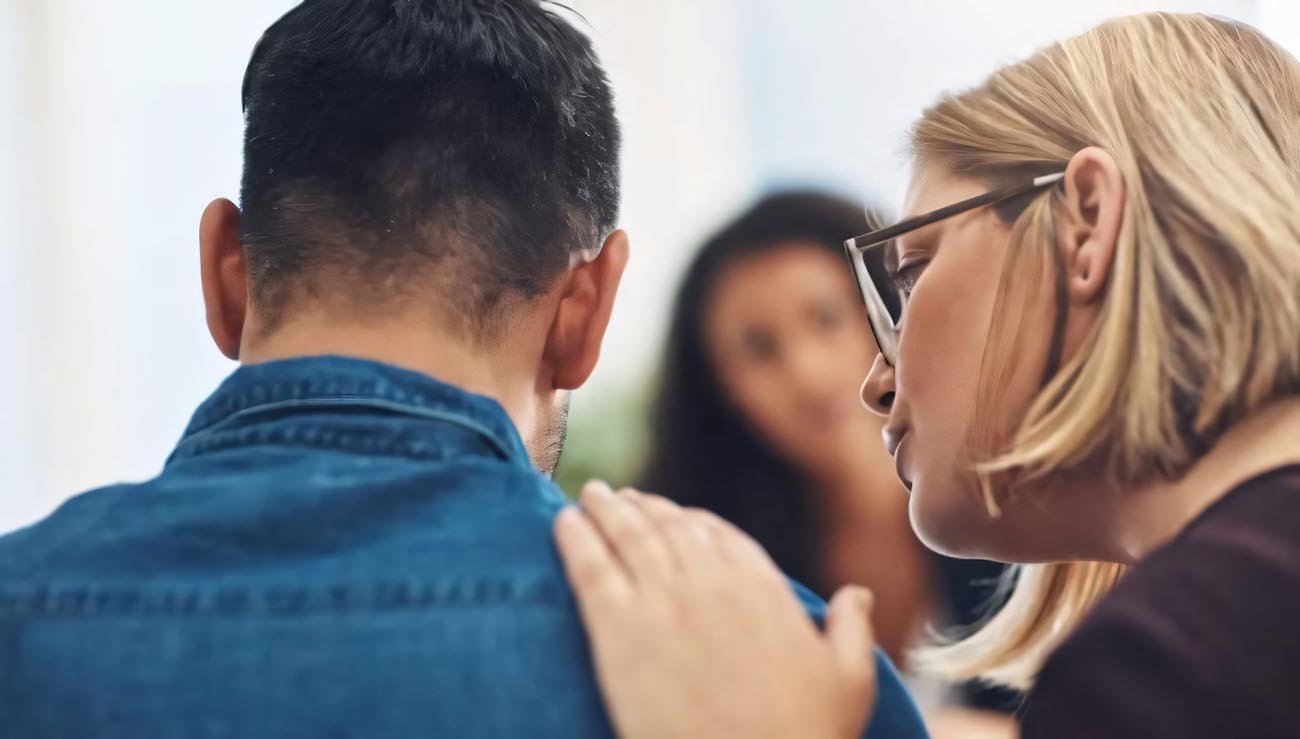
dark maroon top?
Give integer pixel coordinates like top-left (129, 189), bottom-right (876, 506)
top-left (1020, 465), bottom-right (1300, 738)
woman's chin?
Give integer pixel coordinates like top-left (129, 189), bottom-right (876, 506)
top-left (908, 479), bottom-right (998, 559)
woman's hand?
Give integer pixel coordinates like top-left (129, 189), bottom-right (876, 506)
top-left (554, 481), bottom-right (879, 739)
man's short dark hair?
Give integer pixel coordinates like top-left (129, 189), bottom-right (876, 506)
top-left (238, 0), bottom-right (620, 335)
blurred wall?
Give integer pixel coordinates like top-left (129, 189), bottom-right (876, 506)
top-left (1, 1), bottom-right (30, 501)
top-left (0, 0), bottom-right (1275, 528)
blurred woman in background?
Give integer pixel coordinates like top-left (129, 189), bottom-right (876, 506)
top-left (641, 192), bottom-right (933, 664)
top-left (641, 192), bottom-right (1016, 731)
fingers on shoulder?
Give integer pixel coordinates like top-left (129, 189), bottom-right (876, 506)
top-left (554, 504), bottom-right (633, 610)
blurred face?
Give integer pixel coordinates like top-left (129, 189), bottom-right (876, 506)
top-left (860, 164), bottom-right (1057, 558)
top-left (704, 243), bottom-right (881, 472)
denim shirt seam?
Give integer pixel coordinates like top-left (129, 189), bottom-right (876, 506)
top-left (171, 395), bottom-right (518, 464)
top-left (0, 578), bottom-right (573, 620)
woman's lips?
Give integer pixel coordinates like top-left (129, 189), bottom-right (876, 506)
top-left (893, 435), bottom-right (913, 492)
top-left (882, 423), bottom-right (907, 458)
top-left (883, 422), bottom-right (912, 491)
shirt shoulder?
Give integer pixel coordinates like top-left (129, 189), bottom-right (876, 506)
top-left (1022, 466), bottom-right (1300, 739)
top-left (786, 578), bottom-right (929, 739)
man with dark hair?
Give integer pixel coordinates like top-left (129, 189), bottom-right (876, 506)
top-left (0, 1), bottom-right (925, 736)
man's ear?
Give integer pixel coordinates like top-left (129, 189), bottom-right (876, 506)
top-left (543, 229), bottom-right (630, 390)
top-left (1058, 146), bottom-right (1124, 305)
top-left (199, 198), bottom-right (248, 360)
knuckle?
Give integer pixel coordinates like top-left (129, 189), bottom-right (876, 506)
top-left (641, 494), bottom-right (681, 519)
top-left (613, 521), bottom-right (669, 566)
top-left (597, 506), bottom-right (642, 545)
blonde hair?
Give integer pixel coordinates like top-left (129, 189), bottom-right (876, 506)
top-left (909, 13), bottom-right (1300, 689)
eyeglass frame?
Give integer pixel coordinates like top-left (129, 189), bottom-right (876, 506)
top-left (842, 171), bottom-right (1066, 366)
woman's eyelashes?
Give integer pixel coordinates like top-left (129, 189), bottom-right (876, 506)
top-left (889, 258), bottom-right (930, 299)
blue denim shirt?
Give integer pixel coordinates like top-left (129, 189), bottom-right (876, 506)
top-left (0, 356), bottom-right (927, 738)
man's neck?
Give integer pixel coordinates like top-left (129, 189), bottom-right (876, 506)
top-left (238, 315), bottom-right (545, 445)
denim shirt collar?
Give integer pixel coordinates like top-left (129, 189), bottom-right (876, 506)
top-left (169, 355), bottom-right (531, 467)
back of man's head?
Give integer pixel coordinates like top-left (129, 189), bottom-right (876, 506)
top-left (237, 0), bottom-right (620, 336)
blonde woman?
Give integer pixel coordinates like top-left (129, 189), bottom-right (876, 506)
top-left (553, 12), bottom-right (1300, 738)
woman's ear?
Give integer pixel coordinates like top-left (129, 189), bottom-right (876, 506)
top-left (199, 198), bottom-right (249, 360)
top-left (1058, 146), bottom-right (1124, 305)
top-left (543, 229), bottom-right (630, 390)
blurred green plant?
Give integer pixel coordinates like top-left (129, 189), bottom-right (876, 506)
top-left (554, 377), bottom-right (654, 499)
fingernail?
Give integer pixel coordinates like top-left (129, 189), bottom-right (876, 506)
top-left (582, 480), bottom-right (613, 498)
top-left (556, 505), bottom-right (581, 528)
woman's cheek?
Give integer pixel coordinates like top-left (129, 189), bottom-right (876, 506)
top-left (729, 371), bottom-right (791, 447)
top-left (896, 253), bottom-right (1005, 556)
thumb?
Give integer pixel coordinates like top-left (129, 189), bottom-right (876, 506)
top-left (826, 586), bottom-right (877, 691)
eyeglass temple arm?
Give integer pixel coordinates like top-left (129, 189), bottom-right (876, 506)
top-left (848, 172), bottom-right (1065, 249)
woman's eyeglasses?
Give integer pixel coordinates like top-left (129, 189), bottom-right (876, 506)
top-left (842, 172), bottom-right (1065, 366)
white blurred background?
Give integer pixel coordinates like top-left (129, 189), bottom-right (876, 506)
top-left (3, 0), bottom-right (1298, 530)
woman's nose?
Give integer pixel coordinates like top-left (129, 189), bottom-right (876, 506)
top-left (860, 353), bottom-right (896, 417)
